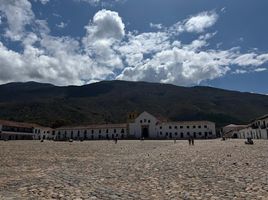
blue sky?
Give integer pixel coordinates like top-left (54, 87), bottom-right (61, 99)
top-left (0, 0), bottom-right (267, 94)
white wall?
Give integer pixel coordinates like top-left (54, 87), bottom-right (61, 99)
top-left (156, 121), bottom-right (216, 139)
top-left (129, 111), bottom-right (158, 139)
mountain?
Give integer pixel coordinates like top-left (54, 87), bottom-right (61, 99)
top-left (0, 80), bottom-right (268, 128)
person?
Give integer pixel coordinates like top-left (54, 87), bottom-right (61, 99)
top-left (191, 137), bottom-right (194, 146)
top-left (245, 137), bottom-right (254, 145)
top-left (188, 138), bottom-right (191, 145)
top-left (174, 138), bottom-right (176, 144)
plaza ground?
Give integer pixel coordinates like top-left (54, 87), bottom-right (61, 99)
top-left (0, 139), bottom-right (268, 200)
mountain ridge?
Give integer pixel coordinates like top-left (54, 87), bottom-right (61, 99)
top-left (0, 80), bottom-right (267, 128)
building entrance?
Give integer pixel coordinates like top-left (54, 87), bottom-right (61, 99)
top-left (141, 126), bottom-right (149, 138)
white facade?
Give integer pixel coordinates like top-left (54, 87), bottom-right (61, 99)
top-left (238, 115), bottom-right (268, 140)
top-left (55, 124), bottom-right (127, 141)
top-left (0, 111), bottom-right (217, 140)
top-left (129, 111), bottom-right (216, 139)
top-left (0, 120), bottom-right (36, 140)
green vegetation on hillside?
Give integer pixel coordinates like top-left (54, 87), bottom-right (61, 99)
top-left (0, 81), bottom-right (267, 128)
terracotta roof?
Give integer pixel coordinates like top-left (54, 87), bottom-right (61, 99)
top-left (159, 120), bottom-right (215, 125)
top-left (0, 120), bottom-right (38, 128)
top-left (56, 123), bottom-right (127, 130)
top-left (255, 114), bottom-right (268, 121)
top-left (223, 124), bottom-right (247, 129)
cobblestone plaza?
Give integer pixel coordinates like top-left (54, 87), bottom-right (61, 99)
top-left (1, 140), bottom-right (268, 199)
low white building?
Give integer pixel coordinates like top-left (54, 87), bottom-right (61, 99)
top-left (55, 124), bottom-right (127, 141)
top-left (221, 124), bottom-right (247, 138)
top-left (0, 120), bottom-right (36, 140)
top-left (129, 111), bottom-right (216, 139)
top-left (238, 114), bottom-right (268, 140)
top-left (0, 111), bottom-right (217, 140)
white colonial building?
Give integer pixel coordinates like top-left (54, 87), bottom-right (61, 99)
top-left (237, 114), bottom-right (268, 140)
top-left (55, 124), bottom-right (127, 141)
top-left (128, 112), bottom-right (216, 139)
top-left (0, 120), bottom-right (36, 140)
top-left (1, 111), bottom-right (216, 140)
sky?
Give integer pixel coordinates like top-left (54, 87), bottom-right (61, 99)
top-left (0, 0), bottom-right (268, 94)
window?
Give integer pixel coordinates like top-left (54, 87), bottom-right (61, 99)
top-left (99, 129), bottom-right (101, 134)
top-left (91, 130), bottom-right (94, 134)
top-left (121, 129), bottom-right (125, 133)
top-left (140, 120), bottom-right (142, 123)
top-left (144, 119), bottom-right (147, 122)
top-left (209, 132), bottom-right (212, 135)
top-left (204, 125), bottom-right (208, 128)
top-left (169, 126), bottom-right (172, 129)
top-left (198, 125), bottom-right (201, 128)
top-left (166, 132), bottom-right (168, 136)
top-left (148, 120), bottom-right (151, 123)
top-left (160, 126), bottom-right (162, 129)
top-left (187, 126), bottom-right (190, 129)
top-left (114, 129), bottom-right (117, 133)
top-left (175, 132), bottom-right (178, 136)
top-left (175, 126), bottom-right (178, 129)
top-left (106, 129), bottom-right (108, 133)
top-left (181, 132), bottom-right (184, 138)
top-left (180, 126), bottom-right (183, 129)
top-left (160, 132), bottom-right (162, 135)
top-left (187, 132), bottom-right (190, 136)
top-left (193, 126), bottom-right (196, 129)
top-left (199, 132), bottom-right (202, 136)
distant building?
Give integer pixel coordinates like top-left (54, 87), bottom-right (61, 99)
top-left (0, 120), bottom-right (36, 140)
top-left (237, 114), bottom-right (268, 139)
top-left (0, 111), bottom-right (216, 140)
top-left (54, 111), bottom-right (216, 140)
top-left (221, 124), bottom-right (247, 138)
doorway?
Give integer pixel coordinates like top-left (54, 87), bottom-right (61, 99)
top-left (141, 126), bottom-right (149, 138)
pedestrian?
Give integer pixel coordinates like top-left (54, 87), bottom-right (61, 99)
top-left (191, 137), bottom-right (194, 146)
top-left (188, 138), bottom-right (191, 145)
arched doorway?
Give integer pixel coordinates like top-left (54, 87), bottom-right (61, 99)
top-left (141, 126), bottom-right (149, 138)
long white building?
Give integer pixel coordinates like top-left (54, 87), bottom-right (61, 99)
top-left (237, 114), bottom-right (268, 140)
top-left (0, 111), bottom-right (216, 140)
top-left (53, 111), bottom-right (216, 140)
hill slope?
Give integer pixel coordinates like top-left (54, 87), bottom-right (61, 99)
top-left (0, 81), bottom-right (268, 128)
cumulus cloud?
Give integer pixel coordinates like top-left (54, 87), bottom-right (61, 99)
top-left (183, 11), bottom-right (218, 33)
top-left (0, 1), bottom-right (268, 86)
top-left (82, 9), bottom-right (125, 70)
top-left (84, 9), bottom-right (125, 41)
top-left (0, 0), bottom-right (35, 40)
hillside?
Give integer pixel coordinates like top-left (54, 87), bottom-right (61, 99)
top-left (0, 81), bottom-right (268, 128)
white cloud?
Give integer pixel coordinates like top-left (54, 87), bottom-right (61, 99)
top-left (0, 2), bottom-right (268, 87)
top-left (82, 9), bottom-right (125, 70)
top-left (150, 23), bottom-right (163, 30)
top-left (74, 0), bottom-right (124, 6)
top-left (254, 68), bottom-right (267, 72)
top-left (56, 22), bottom-right (67, 29)
top-left (84, 9), bottom-right (125, 41)
top-left (39, 0), bottom-right (49, 4)
top-left (0, 0), bottom-right (35, 40)
top-left (232, 53), bottom-right (268, 66)
top-left (183, 11), bottom-right (218, 33)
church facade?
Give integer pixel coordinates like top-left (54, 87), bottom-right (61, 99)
top-left (52, 111), bottom-right (216, 140)
top-left (0, 111), bottom-right (216, 140)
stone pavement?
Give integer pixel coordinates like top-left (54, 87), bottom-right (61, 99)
top-left (0, 139), bottom-right (268, 199)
